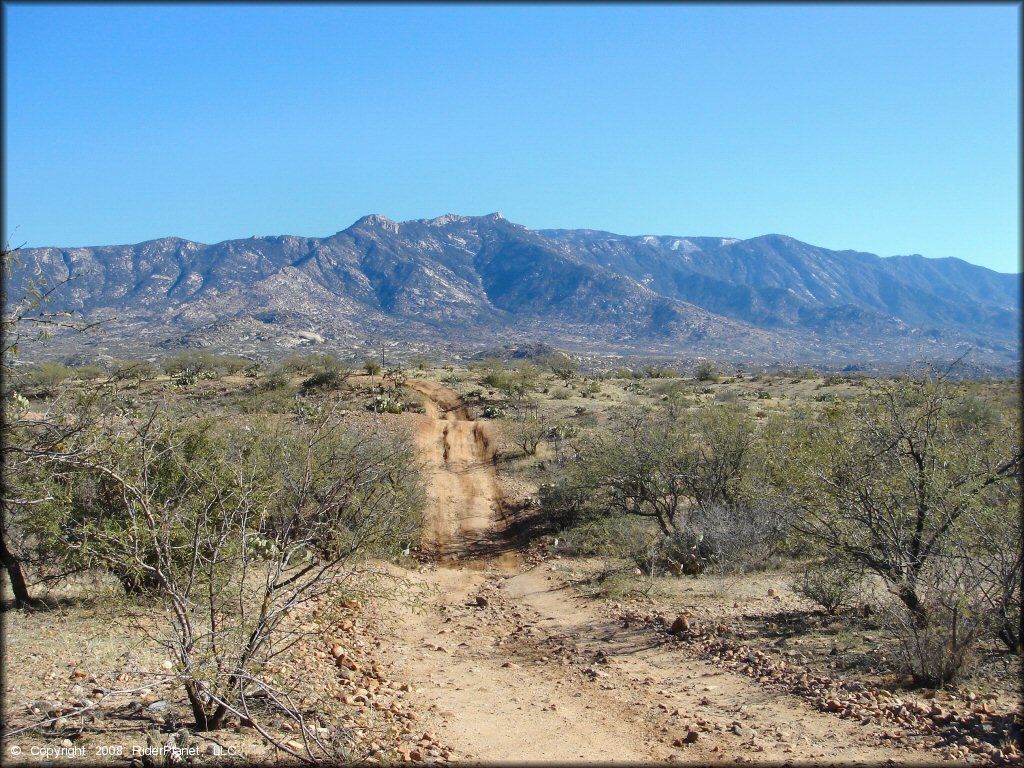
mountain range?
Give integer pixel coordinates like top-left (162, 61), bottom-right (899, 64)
top-left (10, 213), bottom-right (1020, 370)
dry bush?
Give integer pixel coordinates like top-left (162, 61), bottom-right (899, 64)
top-left (882, 555), bottom-right (994, 686)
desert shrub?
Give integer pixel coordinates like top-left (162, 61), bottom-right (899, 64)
top-left (754, 389), bottom-right (771, 400)
top-left (299, 358), bottom-right (352, 395)
top-left (771, 374), bottom-right (1020, 631)
top-left (477, 360), bottom-right (538, 402)
top-left (651, 380), bottom-right (689, 397)
top-left (173, 369), bottom-right (199, 386)
top-left (549, 357), bottom-right (579, 384)
top-left (384, 366), bottom-right (407, 387)
top-left (630, 529), bottom-right (706, 576)
top-left (481, 405), bottom-right (505, 418)
top-left (882, 557), bottom-right (994, 686)
top-left (792, 560), bottom-right (863, 614)
top-left (21, 362), bottom-right (73, 395)
top-left (302, 367), bottom-right (343, 393)
top-left (110, 359), bottom-right (158, 384)
top-left (280, 353), bottom-right (320, 374)
top-left (691, 500), bottom-right (789, 573)
top-left (510, 409), bottom-right (545, 456)
top-left (26, 401), bottom-right (423, 744)
top-left (259, 365), bottom-right (292, 391)
top-left (161, 350), bottom-right (219, 378)
top-left (366, 395), bottom-right (403, 414)
top-left (551, 388), bottom-right (572, 400)
top-left (538, 479), bottom-right (593, 531)
top-left (644, 366), bottom-right (677, 379)
top-left (71, 364), bottom-right (105, 380)
top-left (402, 391), bottom-right (426, 414)
top-left (694, 360), bottom-right (720, 382)
top-left (632, 500), bottom-right (788, 577)
top-left (548, 512), bottom-right (648, 558)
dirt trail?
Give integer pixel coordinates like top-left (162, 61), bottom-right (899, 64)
top-left (381, 381), bottom-right (917, 764)
top-left (405, 379), bottom-right (504, 561)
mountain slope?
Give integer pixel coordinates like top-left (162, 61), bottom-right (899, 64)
top-left (10, 214), bottom-right (1019, 368)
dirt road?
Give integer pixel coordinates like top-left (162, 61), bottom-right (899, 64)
top-left (381, 381), bottom-right (918, 764)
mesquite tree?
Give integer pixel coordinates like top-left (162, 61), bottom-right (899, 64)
top-left (773, 375), bottom-right (1021, 632)
top-left (39, 402), bottom-right (423, 757)
top-left (1, 242), bottom-right (100, 607)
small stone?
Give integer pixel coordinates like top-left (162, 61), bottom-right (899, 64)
top-left (669, 615), bottom-right (690, 635)
top-left (475, 595), bottom-right (488, 608)
top-left (767, 588), bottom-right (776, 597)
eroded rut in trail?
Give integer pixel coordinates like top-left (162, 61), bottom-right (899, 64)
top-left (378, 382), bottom-right (917, 764)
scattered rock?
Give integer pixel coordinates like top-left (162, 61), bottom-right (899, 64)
top-left (669, 615), bottom-right (690, 635)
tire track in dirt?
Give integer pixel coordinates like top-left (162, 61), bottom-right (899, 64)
top-left (380, 381), bottom-right (919, 764)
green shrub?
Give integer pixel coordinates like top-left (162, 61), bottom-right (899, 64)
top-left (111, 359), bottom-right (158, 384)
top-left (644, 366), bottom-right (677, 379)
top-left (694, 360), bottom-right (720, 382)
top-left (367, 395), bottom-right (403, 414)
top-left (259, 366), bottom-right (292, 391)
top-left (302, 368), bottom-right (343, 393)
top-left (792, 561), bottom-right (862, 614)
top-left (21, 362), bottom-right (73, 395)
top-left (71, 364), bottom-right (105, 381)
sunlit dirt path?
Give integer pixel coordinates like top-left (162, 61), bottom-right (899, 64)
top-left (375, 381), bottom-right (918, 764)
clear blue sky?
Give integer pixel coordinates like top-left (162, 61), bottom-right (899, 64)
top-left (4, 3), bottom-right (1020, 273)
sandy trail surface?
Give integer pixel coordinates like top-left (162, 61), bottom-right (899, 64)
top-left (380, 380), bottom-right (918, 764)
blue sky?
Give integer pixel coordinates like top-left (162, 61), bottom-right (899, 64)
top-left (4, 3), bottom-right (1020, 273)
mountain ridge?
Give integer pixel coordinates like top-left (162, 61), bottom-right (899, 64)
top-left (10, 214), bottom-right (1020, 370)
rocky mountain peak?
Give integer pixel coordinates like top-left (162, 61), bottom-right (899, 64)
top-left (428, 214), bottom-right (468, 227)
top-left (352, 214), bottom-right (399, 232)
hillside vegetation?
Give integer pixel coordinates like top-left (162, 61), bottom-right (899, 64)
top-left (2, 343), bottom-right (1021, 764)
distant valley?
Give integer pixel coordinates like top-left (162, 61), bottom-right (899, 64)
top-left (10, 213), bottom-right (1020, 372)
